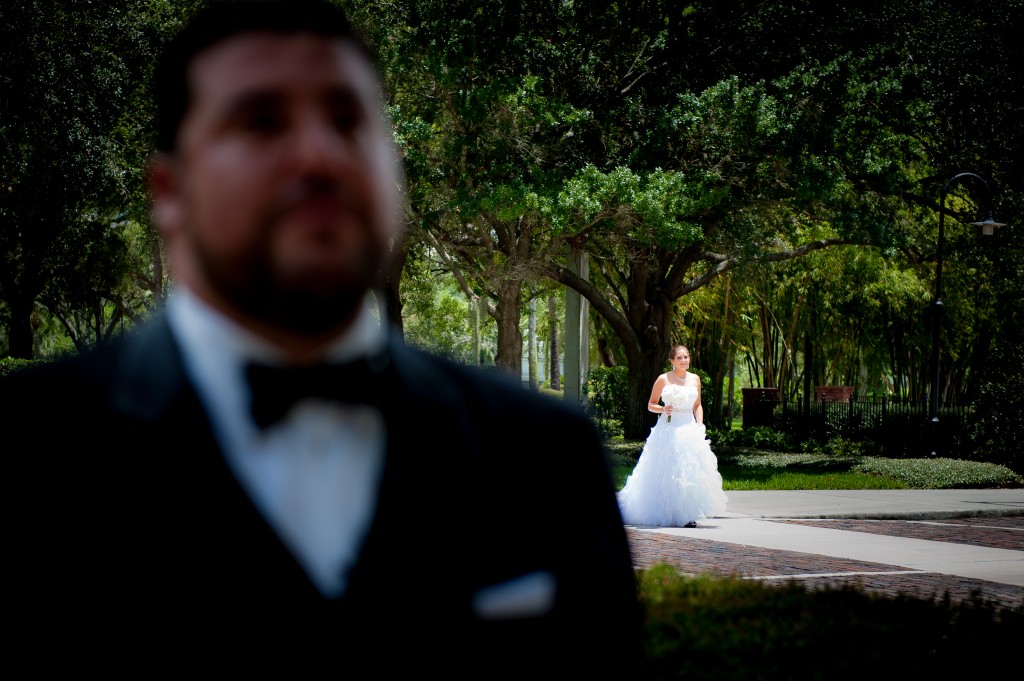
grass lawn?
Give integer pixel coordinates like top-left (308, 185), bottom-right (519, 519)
top-left (605, 439), bottom-right (1024, 491)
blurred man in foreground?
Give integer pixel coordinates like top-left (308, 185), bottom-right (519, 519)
top-left (3, 0), bottom-right (643, 675)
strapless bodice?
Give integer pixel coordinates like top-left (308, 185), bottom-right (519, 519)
top-left (660, 383), bottom-right (697, 426)
top-left (662, 383), bottom-right (698, 411)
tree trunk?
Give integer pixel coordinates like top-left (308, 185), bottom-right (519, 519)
top-left (381, 234), bottom-right (410, 335)
top-left (623, 349), bottom-right (665, 441)
top-left (528, 297), bottom-right (538, 389)
top-left (727, 349), bottom-right (736, 422)
top-left (548, 294), bottom-right (560, 390)
top-left (758, 296), bottom-right (776, 388)
top-left (151, 237), bottom-right (165, 308)
top-left (548, 249), bottom-right (675, 440)
top-left (621, 294), bottom-right (675, 441)
top-left (493, 281), bottom-right (524, 379)
top-left (7, 293), bottom-right (38, 359)
top-left (470, 295), bottom-right (481, 367)
top-left (596, 333), bottom-right (617, 367)
top-left (712, 277), bottom-right (732, 427)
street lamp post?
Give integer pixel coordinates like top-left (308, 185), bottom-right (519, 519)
top-left (928, 172), bottom-right (1005, 457)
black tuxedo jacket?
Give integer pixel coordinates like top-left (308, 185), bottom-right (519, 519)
top-left (4, 314), bottom-right (644, 677)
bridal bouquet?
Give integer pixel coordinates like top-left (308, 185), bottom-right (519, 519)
top-left (662, 393), bottom-right (686, 423)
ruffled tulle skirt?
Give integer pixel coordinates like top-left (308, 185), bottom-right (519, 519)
top-left (617, 416), bottom-right (728, 527)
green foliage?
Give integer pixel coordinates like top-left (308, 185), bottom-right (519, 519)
top-left (403, 284), bottom-right (485, 364)
top-left (0, 0), bottom-right (179, 358)
top-left (807, 435), bottom-right (879, 458)
top-left (637, 565), bottom-right (1022, 680)
top-left (0, 357), bottom-right (38, 378)
top-left (706, 429), bottom-right (1023, 489)
top-left (968, 334), bottom-right (1024, 474)
top-left (550, 165), bottom-right (716, 249)
top-left (711, 450), bottom-right (910, 491)
top-left (688, 366), bottom-right (713, 417)
top-left (711, 426), bottom-right (801, 452)
top-left (582, 365), bottom-right (630, 438)
top-left (853, 457), bottom-right (1024, 490)
top-left (537, 385), bottom-right (563, 401)
top-left (5, 0), bottom-right (1023, 438)
top-left (604, 438), bottom-right (644, 460)
top-left (723, 452), bottom-right (855, 468)
top-left (605, 447), bottom-right (639, 489)
top-left (609, 437), bottom-right (1024, 491)
top-left (720, 465), bottom-right (908, 492)
top-left (591, 418), bottom-right (624, 441)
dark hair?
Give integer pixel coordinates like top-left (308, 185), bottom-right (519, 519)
top-left (153, 0), bottom-right (371, 152)
top-left (667, 344), bottom-right (689, 361)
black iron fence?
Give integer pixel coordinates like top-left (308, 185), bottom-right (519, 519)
top-left (745, 392), bottom-right (975, 457)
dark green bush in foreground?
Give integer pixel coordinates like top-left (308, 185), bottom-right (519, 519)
top-left (637, 565), bottom-right (1022, 680)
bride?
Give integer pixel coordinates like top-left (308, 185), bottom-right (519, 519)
top-left (617, 344), bottom-right (728, 528)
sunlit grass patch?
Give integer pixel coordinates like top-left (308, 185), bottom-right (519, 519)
top-left (854, 456), bottom-right (1024, 489)
top-left (607, 439), bottom-right (1023, 491)
top-left (721, 467), bottom-right (907, 490)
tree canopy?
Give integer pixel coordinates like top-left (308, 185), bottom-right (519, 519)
top-left (2, 0), bottom-right (1021, 449)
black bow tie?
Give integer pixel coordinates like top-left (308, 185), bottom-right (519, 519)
top-left (245, 353), bottom-right (390, 430)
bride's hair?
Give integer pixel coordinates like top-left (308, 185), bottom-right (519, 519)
top-left (668, 344), bottom-right (689, 361)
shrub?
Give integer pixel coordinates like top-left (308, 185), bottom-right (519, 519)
top-left (968, 335), bottom-right (1024, 474)
top-left (853, 456), bottom-right (1024, 489)
top-left (582, 365), bottom-right (630, 428)
top-left (0, 357), bottom-right (38, 378)
top-left (592, 417), bottom-right (624, 440)
top-left (712, 426), bottom-right (800, 452)
top-left (808, 435), bottom-right (880, 458)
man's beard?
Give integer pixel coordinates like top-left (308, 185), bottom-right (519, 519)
top-left (200, 240), bottom-right (385, 335)
top-left (189, 173), bottom-right (398, 335)
top-left (243, 280), bottom-right (369, 334)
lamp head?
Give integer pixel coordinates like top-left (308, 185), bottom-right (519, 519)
top-left (971, 212), bottom-right (1007, 237)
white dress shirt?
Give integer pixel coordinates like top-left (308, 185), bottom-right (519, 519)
top-left (165, 287), bottom-right (387, 598)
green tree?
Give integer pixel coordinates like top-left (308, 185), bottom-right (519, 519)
top-left (0, 1), bottom-right (172, 358)
top-left (545, 64), bottom-right (915, 438)
top-left (377, 0), bottom-right (592, 378)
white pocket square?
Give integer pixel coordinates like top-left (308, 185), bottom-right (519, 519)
top-left (471, 570), bottom-right (557, 620)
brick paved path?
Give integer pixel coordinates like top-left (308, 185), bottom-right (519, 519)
top-left (626, 516), bottom-right (1024, 612)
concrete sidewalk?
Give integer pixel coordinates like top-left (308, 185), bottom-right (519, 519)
top-left (718, 488), bottom-right (1024, 520)
top-left (627, 489), bottom-right (1024, 591)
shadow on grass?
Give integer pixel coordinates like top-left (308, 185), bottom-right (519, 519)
top-left (637, 565), bottom-right (1023, 680)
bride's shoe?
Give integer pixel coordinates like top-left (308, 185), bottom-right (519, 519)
top-left (684, 521), bottom-right (697, 528)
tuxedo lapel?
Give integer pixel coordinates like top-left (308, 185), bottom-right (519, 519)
top-left (103, 315), bottom-right (326, 606)
top-left (347, 335), bottom-right (548, 608)
top-left (342, 336), bottom-right (588, 671)
top-left (107, 313), bottom-right (194, 423)
top-left (342, 335), bottom-right (475, 600)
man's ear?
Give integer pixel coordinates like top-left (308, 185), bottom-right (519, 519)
top-left (147, 152), bottom-right (184, 238)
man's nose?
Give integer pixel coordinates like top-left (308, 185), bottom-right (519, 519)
top-left (290, 115), bottom-right (346, 174)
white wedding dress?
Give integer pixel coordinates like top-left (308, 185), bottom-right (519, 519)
top-left (617, 383), bottom-right (728, 527)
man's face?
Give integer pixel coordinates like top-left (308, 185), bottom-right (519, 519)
top-left (150, 32), bottom-right (402, 335)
